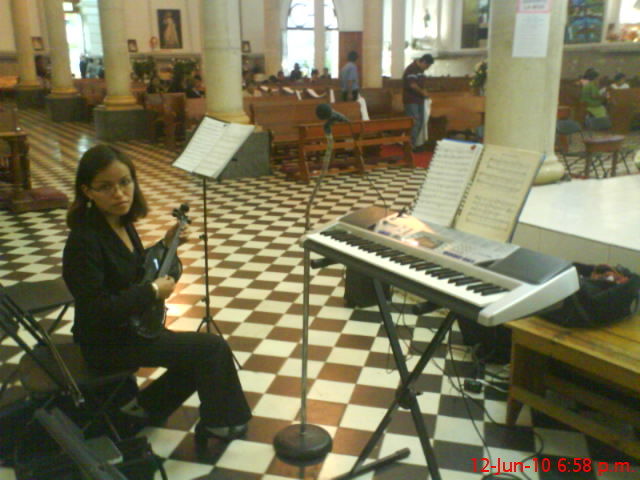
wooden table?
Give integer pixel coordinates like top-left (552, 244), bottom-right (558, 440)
top-left (0, 129), bottom-right (68, 213)
top-left (507, 315), bottom-right (640, 460)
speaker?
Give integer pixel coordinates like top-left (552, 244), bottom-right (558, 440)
top-left (344, 267), bottom-right (390, 308)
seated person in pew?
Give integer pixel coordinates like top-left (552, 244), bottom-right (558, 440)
top-left (580, 68), bottom-right (609, 120)
top-left (62, 145), bottom-right (252, 445)
top-left (609, 72), bottom-right (630, 90)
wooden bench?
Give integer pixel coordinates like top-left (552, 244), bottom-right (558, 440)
top-left (507, 314), bottom-right (640, 460)
top-left (144, 92), bottom-right (186, 150)
top-left (359, 88), bottom-right (394, 119)
top-left (244, 96), bottom-right (326, 123)
top-left (294, 116), bottom-right (414, 182)
top-left (608, 88), bottom-right (640, 134)
top-left (252, 101), bottom-right (362, 166)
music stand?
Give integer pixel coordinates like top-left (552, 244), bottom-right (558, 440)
top-left (172, 116), bottom-right (255, 370)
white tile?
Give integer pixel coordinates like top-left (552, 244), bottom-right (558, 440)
top-left (232, 322), bottom-right (274, 339)
top-left (380, 433), bottom-right (427, 466)
top-left (137, 427), bottom-right (186, 458)
top-left (357, 367), bottom-right (401, 389)
top-left (318, 452), bottom-right (374, 480)
top-left (340, 404), bottom-right (387, 430)
top-left (216, 440), bottom-right (274, 473)
top-left (253, 393), bottom-right (301, 420)
top-left (278, 358), bottom-right (324, 378)
top-left (255, 300), bottom-right (292, 314)
top-left (535, 427), bottom-right (590, 458)
top-left (326, 347), bottom-right (369, 366)
top-left (154, 459), bottom-right (212, 480)
top-left (238, 370), bottom-right (276, 393)
top-left (308, 379), bottom-right (355, 404)
top-left (433, 416), bottom-right (484, 446)
top-left (254, 339), bottom-right (297, 357)
top-left (308, 330), bottom-right (340, 347)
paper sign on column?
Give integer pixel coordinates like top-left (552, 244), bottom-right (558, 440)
top-left (172, 116), bottom-right (254, 179)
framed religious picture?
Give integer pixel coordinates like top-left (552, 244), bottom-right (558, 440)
top-left (157, 9), bottom-right (183, 49)
top-left (242, 41), bottom-right (251, 53)
top-left (127, 39), bottom-right (138, 53)
top-left (31, 36), bottom-right (44, 51)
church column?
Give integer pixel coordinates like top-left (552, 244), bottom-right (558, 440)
top-left (43, 0), bottom-right (85, 121)
top-left (314, 0), bottom-right (325, 72)
top-left (390, 0), bottom-right (406, 79)
top-left (264, 0), bottom-right (282, 76)
top-left (10, 0), bottom-right (45, 108)
top-left (202, 0), bottom-right (248, 123)
top-left (94, 0), bottom-right (147, 140)
top-left (484, 0), bottom-right (566, 184)
top-left (362, 0), bottom-right (383, 88)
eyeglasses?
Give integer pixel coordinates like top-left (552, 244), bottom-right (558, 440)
top-left (89, 177), bottom-right (134, 195)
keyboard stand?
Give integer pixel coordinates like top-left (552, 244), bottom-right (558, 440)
top-left (334, 280), bottom-right (456, 480)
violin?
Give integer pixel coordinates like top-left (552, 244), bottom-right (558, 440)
top-left (131, 204), bottom-right (190, 338)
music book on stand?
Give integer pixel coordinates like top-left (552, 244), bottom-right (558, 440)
top-left (172, 116), bottom-right (254, 178)
top-left (412, 139), bottom-right (542, 243)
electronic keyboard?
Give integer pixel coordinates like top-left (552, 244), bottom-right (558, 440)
top-left (302, 207), bottom-right (579, 326)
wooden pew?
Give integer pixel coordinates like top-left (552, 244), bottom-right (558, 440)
top-left (608, 88), bottom-right (640, 134)
top-left (244, 96), bottom-right (326, 123)
top-left (144, 92), bottom-right (186, 150)
top-left (252, 101), bottom-right (362, 165)
top-left (359, 88), bottom-right (394, 118)
top-left (294, 117), bottom-right (414, 182)
top-left (429, 91), bottom-right (485, 141)
top-left (185, 97), bottom-right (206, 130)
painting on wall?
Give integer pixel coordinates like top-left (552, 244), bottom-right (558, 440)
top-left (565, 0), bottom-right (605, 44)
top-left (157, 9), bottom-right (183, 49)
top-left (31, 36), bottom-right (44, 51)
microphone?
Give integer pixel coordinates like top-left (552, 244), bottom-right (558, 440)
top-left (315, 103), bottom-right (350, 134)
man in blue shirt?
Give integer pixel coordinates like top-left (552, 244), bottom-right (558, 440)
top-left (340, 51), bottom-right (359, 101)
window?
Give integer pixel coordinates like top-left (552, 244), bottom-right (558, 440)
top-left (284, 1), bottom-right (339, 77)
top-left (461, 0), bottom-right (490, 48)
top-left (614, 0), bottom-right (640, 42)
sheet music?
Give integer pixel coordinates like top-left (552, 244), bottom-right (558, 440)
top-left (172, 116), bottom-right (254, 179)
top-left (455, 144), bottom-right (542, 242)
top-left (412, 139), bottom-right (483, 227)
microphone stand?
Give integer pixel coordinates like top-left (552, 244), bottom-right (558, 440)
top-left (273, 129), bottom-right (335, 464)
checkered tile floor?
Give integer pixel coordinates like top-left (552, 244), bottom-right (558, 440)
top-left (1, 108), bottom-right (638, 480)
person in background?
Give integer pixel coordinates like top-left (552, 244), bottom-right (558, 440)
top-left (402, 53), bottom-right (434, 151)
top-left (610, 72), bottom-right (630, 90)
top-left (62, 145), bottom-right (252, 446)
top-left (310, 68), bottom-right (320, 82)
top-left (290, 63), bottom-right (303, 82)
top-left (339, 51), bottom-right (359, 101)
top-left (185, 74), bottom-right (204, 98)
top-left (580, 68), bottom-right (608, 120)
top-left (320, 67), bottom-right (331, 79)
top-left (276, 70), bottom-right (286, 83)
top-left (79, 55), bottom-right (88, 79)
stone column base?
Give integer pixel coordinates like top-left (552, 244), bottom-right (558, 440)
top-left (16, 88), bottom-right (46, 109)
top-left (207, 110), bottom-right (250, 125)
top-left (46, 95), bottom-right (88, 122)
top-left (94, 106), bottom-right (151, 141)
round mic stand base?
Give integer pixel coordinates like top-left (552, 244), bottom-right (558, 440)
top-left (274, 424), bottom-right (332, 465)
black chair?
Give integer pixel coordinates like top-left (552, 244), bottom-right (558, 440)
top-left (0, 288), bottom-right (136, 440)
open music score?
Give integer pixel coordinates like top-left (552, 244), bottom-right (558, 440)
top-left (412, 139), bottom-right (542, 243)
top-left (172, 116), bottom-right (254, 178)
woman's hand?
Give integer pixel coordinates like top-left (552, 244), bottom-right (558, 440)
top-left (153, 275), bottom-right (176, 300)
top-left (164, 221), bottom-right (190, 246)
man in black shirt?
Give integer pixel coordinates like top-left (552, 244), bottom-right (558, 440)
top-left (403, 54), bottom-right (434, 151)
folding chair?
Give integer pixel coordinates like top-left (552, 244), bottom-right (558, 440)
top-left (0, 289), bottom-right (136, 440)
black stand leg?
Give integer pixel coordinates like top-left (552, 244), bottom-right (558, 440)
top-left (334, 280), bottom-right (455, 480)
top-left (196, 176), bottom-right (242, 370)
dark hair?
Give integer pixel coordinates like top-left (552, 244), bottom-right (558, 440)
top-left (347, 51), bottom-right (358, 62)
top-left (613, 72), bottom-right (626, 82)
top-left (66, 145), bottom-right (148, 229)
top-left (583, 68), bottom-right (599, 81)
top-left (419, 54), bottom-right (434, 65)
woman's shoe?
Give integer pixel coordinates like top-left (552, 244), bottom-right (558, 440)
top-left (194, 422), bottom-right (248, 445)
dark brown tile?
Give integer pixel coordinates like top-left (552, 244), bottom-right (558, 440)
top-left (227, 336), bottom-right (262, 352)
top-left (350, 385), bottom-right (396, 408)
top-left (226, 298), bottom-right (261, 310)
top-left (303, 399), bottom-right (346, 426)
top-left (317, 363), bottom-right (362, 383)
top-left (331, 427), bottom-right (382, 457)
top-left (310, 318), bottom-right (345, 332)
top-left (336, 334), bottom-right (375, 350)
top-left (365, 351), bottom-right (397, 369)
top-left (267, 326), bottom-right (301, 342)
top-left (242, 354), bottom-right (286, 373)
top-left (267, 375), bottom-right (311, 397)
top-left (248, 280), bottom-right (279, 290)
top-left (291, 344), bottom-right (332, 361)
top-left (210, 286), bottom-right (242, 297)
top-left (267, 291), bottom-right (299, 302)
top-left (245, 311), bottom-right (281, 325)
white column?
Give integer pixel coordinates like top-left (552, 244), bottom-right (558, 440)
top-left (9, 0), bottom-right (40, 88)
top-left (314, 0), bottom-right (325, 71)
top-left (43, 0), bottom-right (77, 96)
top-left (264, 0), bottom-right (282, 76)
top-left (97, 0), bottom-right (138, 109)
top-left (484, 0), bottom-right (566, 184)
top-left (390, 0), bottom-right (406, 79)
top-left (362, 0), bottom-right (383, 88)
top-left (202, 0), bottom-right (248, 123)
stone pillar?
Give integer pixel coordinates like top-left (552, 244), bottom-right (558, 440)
top-left (10, 0), bottom-right (45, 108)
top-left (94, 0), bottom-right (147, 140)
top-left (314, 0), bottom-right (325, 71)
top-left (362, 0), bottom-right (383, 88)
top-left (43, 0), bottom-right (85, 121)
top-left (390, 0), bottom-right (406, 79)
top-left (264, 0), bottom-right (282, 76)
top-left (484, 0), bottom-right (566, 184)
top-left (202, 0), bottom-right (248, 123)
